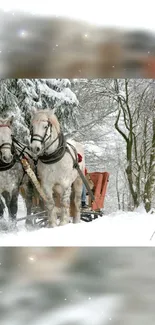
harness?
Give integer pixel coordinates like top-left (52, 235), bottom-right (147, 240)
top-left (31, 120), bottom-right (79, 165)
top-left (31, 122), bottom-right (96, 202)
top-left (31, 120), bottom-right (67, 165)
top-left (0, 120), bottom-right (95, 205)
top-left (39, 132), bottom-right (67, 164)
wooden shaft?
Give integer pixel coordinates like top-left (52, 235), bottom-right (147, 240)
top-left (20, 158), bottom-right (48, 203)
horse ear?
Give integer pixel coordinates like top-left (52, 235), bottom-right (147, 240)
top-left (9, 115), bottom-right (14, 125)
top-left (5, 115), bottom-right (14, 126)
top-left (30, 107), bottom-right (37, 119)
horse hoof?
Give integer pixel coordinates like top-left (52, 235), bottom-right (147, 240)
top-left (47, 222), bottom-right (57, 228)
top-left (59, 220), bottom-right (69, 226)
top-left (8, 220), bottom-right (18, 232)
top-left (0, 220), bottom-right (9, 232)
top-left (73, 218), bottom-right (80, 224)
top-left (25, 219), bottom-right (35, 231)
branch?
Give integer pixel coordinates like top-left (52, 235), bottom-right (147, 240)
top-left (114, 108), bottom-right (128, 143)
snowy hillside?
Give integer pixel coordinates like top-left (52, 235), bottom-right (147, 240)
top-left (0, 196), bottom-right (155, 246)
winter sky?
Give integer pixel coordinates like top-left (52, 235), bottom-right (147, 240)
top-left (0, 0), bottom-right (155, 32)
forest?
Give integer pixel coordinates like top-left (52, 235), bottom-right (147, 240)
top-left (0, 78), bottom-right (155, 213)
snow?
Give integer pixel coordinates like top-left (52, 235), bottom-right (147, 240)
top-left (0, 79), bottom-right (79, 140)
top-left (0, 196), bottom-right (155, 246)
top-left (35, 81), bottom-right (78, 106)
top-left (84, 142), bottom-right (103, 157)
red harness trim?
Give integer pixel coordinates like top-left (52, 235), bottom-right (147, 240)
top-left (77, 153), bottom-right (82, 163)
top-left (0, 124), bottom-right (10, 128)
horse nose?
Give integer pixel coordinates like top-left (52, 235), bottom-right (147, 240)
top-left (2, 154), bottom-right (13, 163)
top-left (31, 145), bottom-right (41, 155)
top-left (34, 146), bottom-right (41, 154)
top-left (36, 147), bottom-right (40, 153)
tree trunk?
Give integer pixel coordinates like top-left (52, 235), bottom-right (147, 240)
top-left (143, 119), bottom-right (155, 212)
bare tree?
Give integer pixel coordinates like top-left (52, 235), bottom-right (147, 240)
top-left (71, 79), bottom-right (128, 212)
top-left (74, 78), bottom-right (155, 212)
top-left (112, 79), bottom-right (155, 211)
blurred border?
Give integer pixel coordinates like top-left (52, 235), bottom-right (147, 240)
top-left (0, 11), bottom-right (155, 78)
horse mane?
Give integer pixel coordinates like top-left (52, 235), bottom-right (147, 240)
top-left (48, 110), bottom-right (60, 134)
top-left (32, 109), bottom-right (60, 133)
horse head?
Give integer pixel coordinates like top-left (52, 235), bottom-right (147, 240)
top-left (0, 116), bottom-right (14, 164)
top-left (30, 109), bottom-right (60, 156)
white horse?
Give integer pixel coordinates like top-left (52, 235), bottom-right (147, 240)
top-left (0, 116), bottom-right (34, 227)
top-left (0, 116), bottom-right (24, 224)
top-left (30, 109), bottom-right (85, 227)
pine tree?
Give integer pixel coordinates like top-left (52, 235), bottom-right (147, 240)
top-left (0, 78), bottom-right (79, 141)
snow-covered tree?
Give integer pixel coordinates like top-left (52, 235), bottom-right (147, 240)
top-left (0, 79), bottom-right (79, 142)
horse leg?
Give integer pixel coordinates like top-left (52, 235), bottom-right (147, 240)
top-left (2, 190), bottom-right (18, 231)
top-left (59, 186), bottom-right (71, 226)
top-left (0, 197), bottom-right (5, 218)
top-left (43, 187), bottom-right (57, 227)
top-left (24, 181), bottom-right (34, 216)
top-left (47, 199), bottom-right (58, 228)
top-left (2, 191), bottom-right (11, 217)
top-left (72, 177), bottom-right (83, 224)
top-left (9, 189), bottom-right (19, 220)
top-left (70, 186), bottom-right (75, 218)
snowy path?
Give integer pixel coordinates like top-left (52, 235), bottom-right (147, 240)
top-left (0, 196), bottom-right (155, 246)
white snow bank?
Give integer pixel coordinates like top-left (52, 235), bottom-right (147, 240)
top-left (0, 196), bottom-right (155, 246)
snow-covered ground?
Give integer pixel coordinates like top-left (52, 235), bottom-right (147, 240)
top-left (0, 196), bottom-right (155, 246)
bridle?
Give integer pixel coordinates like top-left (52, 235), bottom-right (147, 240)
top-left (30, 119), bottom-right (68, 164)
top-left (30, 120), bottom-right (60, 153)
top-left (0, 124), bottom-right (13, 152)
top-left (31, 120), bottom-right (51, 144)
